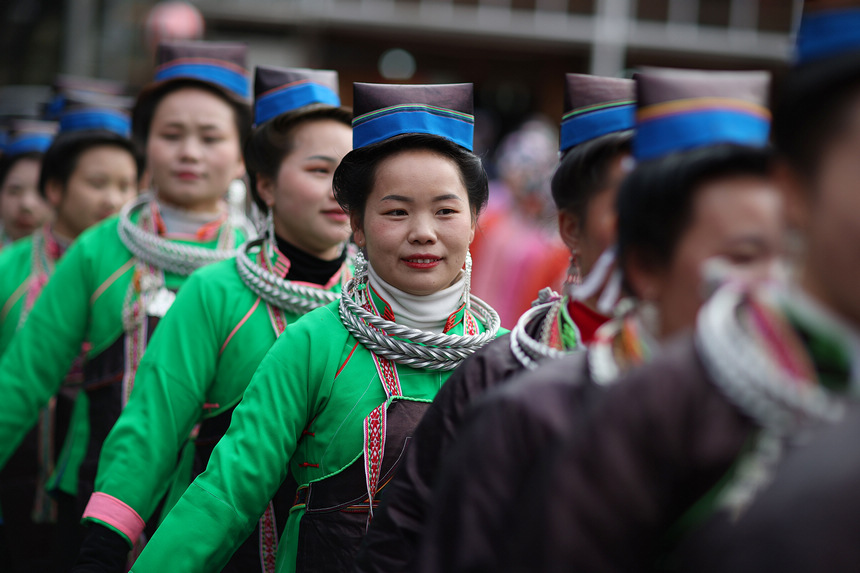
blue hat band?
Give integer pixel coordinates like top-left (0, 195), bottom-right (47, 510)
top-left (353, 107), bottom-right (473, 150)
top-left (796, 9), bottom-right (860, 65)
top-left (60, 109), bottom-right (131, 138)
top-left (155, 62), bottom-right (250, 100)
top-left (255, 83), bottom-right (341, 125)
top-left (560, 104), bottom-right (635, 152)
top-left (4, 134), bottom-right (54, 157)
top-left (634, 109), bottom-right (770, 161)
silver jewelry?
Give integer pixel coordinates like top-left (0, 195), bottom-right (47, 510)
top-left (695, 285), bottom-right (845, 515)
top-left (118, 193), bottom-right (241, 276)
top-left (338, 276), bottom-right (501, 371)
top-left (236, 237), bottom-right (342, 315)
top-left (510, 299), bottom-right (572, 370)
top-left (463, 250), bottom-right (473, 312)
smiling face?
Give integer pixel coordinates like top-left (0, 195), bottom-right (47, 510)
top-left (46, 145), bottom-right (138, 239)
top-left (256, 119), bottom-right (352, 260)
top-left (0, 157), bottom-right (52, 241)
top-left (352, 149), bottom-right (476, 296)
top-left (146, 87), bottom-right (245, 213)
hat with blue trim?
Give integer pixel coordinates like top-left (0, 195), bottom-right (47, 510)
top-left (633, 68), bottom-right (771, 162)
top-left (352, 83), bottom-right (474, 150)
top-left (561, 74), bottom-right (634, 154)
top-left (152, 40), bottom-right (250, 101)
top-left (3, 120), bottom-right (58, 157)
top-left (254, 66), bottom-right (341, 126)
top-left (45, 75), bottom-right (130, 121)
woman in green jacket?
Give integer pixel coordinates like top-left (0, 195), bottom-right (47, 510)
top-left (74, 65), bottom-right (355, 573)
top-left (130, 82), bottom-right (503, 573)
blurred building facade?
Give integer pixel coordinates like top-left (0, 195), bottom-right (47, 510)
top-left (3, 0), bottom-right (801, 138)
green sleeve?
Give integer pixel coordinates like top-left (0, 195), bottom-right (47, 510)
top-left (130, 316), bottom-right (320, 573)
top-left (0, 238), bottom-right (32, 358)
top-left (89, 269), bottom-right (222, 539)
top-left (0, 237), bottom-right (93, 469)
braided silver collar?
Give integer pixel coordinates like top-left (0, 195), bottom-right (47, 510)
top-left (696, 285), bottom-right (845, 517)
top-left (236, 237), bottom-right (344, 315)
top-left (510, 300), bottom-right (570, 370)
top-left (338, 277), bottom-right (501, 371)
top-left (118, 193), bottom-right (242, 276)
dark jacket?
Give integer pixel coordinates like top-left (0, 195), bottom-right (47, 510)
top-left (353, 310), bottom-right (548, 572)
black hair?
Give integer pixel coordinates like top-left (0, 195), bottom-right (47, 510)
top-left (0, 151), bottom-right (44, 193)
top-left (551, 129), bottom-right (633, 225)
top-left (333, 133), bottom-right (489, 226)
top-left (616, 144), bottom-right (773, 290)
top-left (38, 130), bottom-right (144, 196)
top-left (244, 105), bottom-right (352, 211)
top-left (132, 78), bottom-right (252, 149)
top-left (772, 51), bottom-right (860, 177)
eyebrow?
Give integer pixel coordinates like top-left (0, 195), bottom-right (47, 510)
top-left (306, 155), bottom-right (337, 163)
top-left (380, 193), bottom-right (463, 203)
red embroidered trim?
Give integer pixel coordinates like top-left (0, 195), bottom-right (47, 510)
top-left (258, 501), bottom-right (278, 573)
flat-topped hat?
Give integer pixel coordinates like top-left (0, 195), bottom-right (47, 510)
top-left (352, 83), bottom-right (474, 151)
top-left (4, 119), bottom-right (58, 157)
top-left (634, 67), bottom-right (771, 162)
top-left (254, 66), bottom-right (341, 126)
top-left (561, 74), bottom-right (635, 153)
top-left (795, 0), bottom-right (860, 65)
top-left (57, 94), bottom-right (132, 139)
top-left (45, 75), bottom-right (130, 120)
top-left (151, 40), bottom-right (250, 101)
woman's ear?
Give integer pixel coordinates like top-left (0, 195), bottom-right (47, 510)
top-left (233, 157), bottom-right (247, 181)
top-left (44, 179), bottom-right (64, 210)
top-left (351, 212), bottom-right (365, 247)
top-left (256, 175), bottom-right (276, 208)
top-left (623, 247), bottom-right (664, 302)
top-left (772, 159), bottom-right (810, 234)
top-left (558, 209), bottom-right (581, 253)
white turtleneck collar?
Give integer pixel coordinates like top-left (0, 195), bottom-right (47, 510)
top-left (156, 200), bottom-right (223, 236)
top-left (367, 264), bottom-right (466, 333)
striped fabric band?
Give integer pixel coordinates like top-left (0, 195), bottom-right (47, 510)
top-left (353, 104), bottom-right (474, 150)
top-left (560, 100), bottom-right (635, 152)
top-left (795, 8), bottom-right (860, 65)
top-left (155, 59), bottom-right (250, 99)
top-left (4, 134), bottom-right (54, 157)
top-left (634, 99), bottom-right (770, 161)
top-left (255, 81), bottom-right (341, 125)
top-left (60, 109), bottom-right (131, 138)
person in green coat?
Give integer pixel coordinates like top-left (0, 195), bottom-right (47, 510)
top-left (0, 40), bottom-right (253, 565)
top-left (73, 65), bottom-right (355, 573)
top-left (129, 82), bottom-right (503, 573)
top-left (0, 102), bottom-right (139, 572)
top-left (0, 122), bottom-right (54, 248)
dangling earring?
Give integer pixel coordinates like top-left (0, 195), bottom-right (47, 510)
top-left (564, 251), bottom-right (582, 291)
top-left (463, 250), bottom-right (473, 312)
top-left (354, 249), bottom-right (369, 285)
top-left (265, 208), bottom-right (275, 246)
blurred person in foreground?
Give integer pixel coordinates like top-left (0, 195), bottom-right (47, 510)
top-left (0, 95), bottom-right (140, 573)
top-left (0, 39), bottom-right (254, 563)
top-left (418, 66), bottom-right (786, 573)
top-left (650, 3), bottom-right (860, 571)
top-left (470, 118), bottom-right (570, 327)
top-left (0, 122), bottom-right (54, 248)
top-left (352, 72), bottom-right (636, 572)
top-left (494, 16), bottom-right (860, 568)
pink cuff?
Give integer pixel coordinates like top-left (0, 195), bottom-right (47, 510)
top-left (83, 492), bottom-right (145, 543)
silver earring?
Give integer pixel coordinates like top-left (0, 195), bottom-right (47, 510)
top-left (463, 250), bottom-right (473, 311)
top-left (265, 209), bottom-right (275, 245)
top-left (354, 249), bottom-right (368, 285)
top-left (564, 251), bottom-right (582, 289)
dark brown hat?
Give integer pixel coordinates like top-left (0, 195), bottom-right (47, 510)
top-left (254, 66), bottom-right (340, 125)
top-left (561, 73), bottom-right (635, 153)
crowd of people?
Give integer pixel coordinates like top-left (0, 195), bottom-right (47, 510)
top-left (1, 1), bottom-right (860, 571)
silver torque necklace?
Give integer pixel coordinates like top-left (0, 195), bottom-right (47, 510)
top-left (236, 237), bottom-right (344, 315)
top-left (695, 285), bottom-right (845, 516)
top-left (117, 193), bottom-right (241, 276)
top-left (338, 277), bottom-right (501, 371)
top-left (510, 299), bottom-right (570, 371)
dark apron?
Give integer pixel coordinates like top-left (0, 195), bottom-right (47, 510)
top-left (294, 399), bottom-right (429, 573)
